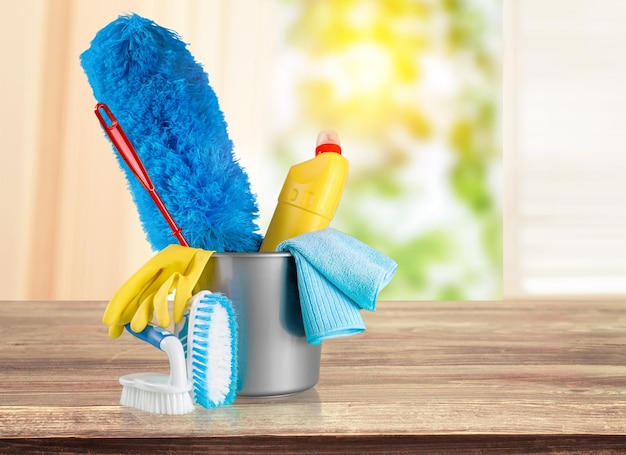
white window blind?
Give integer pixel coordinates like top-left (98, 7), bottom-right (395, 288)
top-left (504, 0), bottom-right (626, 297)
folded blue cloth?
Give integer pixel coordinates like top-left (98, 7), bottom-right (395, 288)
top-left (277, 228), bottom-right (397, 344)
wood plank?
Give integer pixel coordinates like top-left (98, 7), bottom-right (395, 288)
top-left (1, 300), bottom-right (626, 453)
top-left (3, 435), bottom-right (626, 455)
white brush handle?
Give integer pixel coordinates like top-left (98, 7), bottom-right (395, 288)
top-left (159, 335), bottom-right (189, 389)
top-left (125, 324), bottom-right (189, 389)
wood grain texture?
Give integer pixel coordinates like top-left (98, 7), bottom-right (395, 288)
top-left (1, 300), bottom-right (626, 454)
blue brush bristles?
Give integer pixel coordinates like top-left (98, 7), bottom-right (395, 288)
top-left (80, 14), bottom-right (262, 252)
top-left (176, 291), bottom-right (238, 409)
top-left (192, 293), bottom-right (238, 408)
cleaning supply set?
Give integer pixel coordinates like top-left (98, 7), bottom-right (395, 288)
top-left (82, 13), bottom-right (396, 414)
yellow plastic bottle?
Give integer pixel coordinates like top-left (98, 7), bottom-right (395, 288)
top-left (260, 131), bottom-right (349, 252)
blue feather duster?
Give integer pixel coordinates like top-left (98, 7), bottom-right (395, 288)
top-left (80, 14), bottom-right (262, 252)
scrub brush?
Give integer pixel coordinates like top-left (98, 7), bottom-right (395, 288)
top-left (176, 291), bottom-right (238, 408)
top-left (80, 13), bottom-right (262, 252)
top-left (120, 324), bottom-right (194, 415)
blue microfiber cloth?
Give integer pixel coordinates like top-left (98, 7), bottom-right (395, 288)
top-left (80, 14), bottom-right (262, 252)
top-left (277, 228), bottom-right (397, 344)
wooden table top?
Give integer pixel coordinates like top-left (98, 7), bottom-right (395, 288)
top-left (1, 299), bottom-right (626, 454)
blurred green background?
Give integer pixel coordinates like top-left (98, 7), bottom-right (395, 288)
top-left (271, 0), bottom-right (502, 300)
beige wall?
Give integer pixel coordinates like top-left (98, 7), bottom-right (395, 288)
top-left (504, 0), bottom-right (626, 297)
top-left (0, 0), bottom-right (278, 300)
top-left (3, 0), bottom-right (624, 301)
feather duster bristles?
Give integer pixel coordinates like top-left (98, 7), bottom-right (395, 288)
top-left (80, 14), bottom-right (262, 252)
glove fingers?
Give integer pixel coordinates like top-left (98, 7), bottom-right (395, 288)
top-left (111, 275), bottom-right (159, 327)
top-left (121, 247), bottom-right (201, 327)
top-left (108, 324), bottom-right (125, 339)
top-left (117, 301), bottom-right (140, 327)
top-left (173, 250), bottom-right (214, 324)
top-left (103, 245), bottom-right (211, 334)
top-left (103, 269), bottom-right (164, 326)
top-left (102, 295), bottom-right (128, 326)
top-left (102, 243), bottom-right (192, 327)
top-left (153, 273), bottom-right (179, 328)
top-left (130, 294), bottom-right (155, 333)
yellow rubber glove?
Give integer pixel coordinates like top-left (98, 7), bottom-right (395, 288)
top-left (103, 244), bottom-right (213, 338)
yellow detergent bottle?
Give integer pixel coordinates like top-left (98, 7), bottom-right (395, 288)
top-left (260, 130), bottom-right (349, 252)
